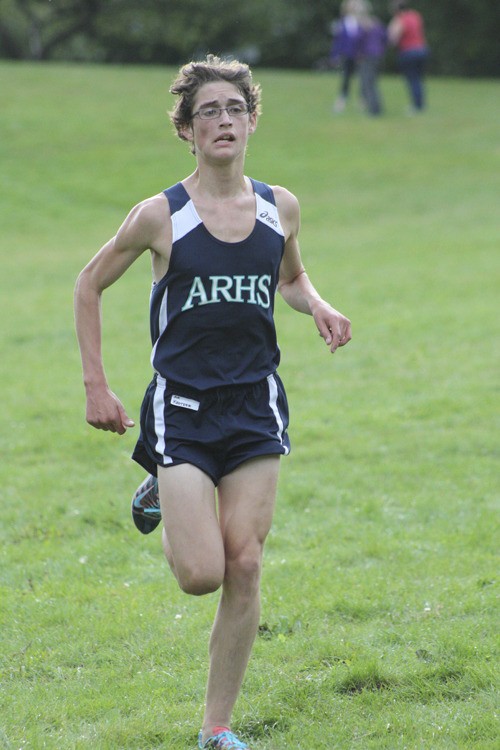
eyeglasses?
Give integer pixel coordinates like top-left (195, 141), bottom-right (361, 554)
top-left (192, 104), bottom-right (250, 120)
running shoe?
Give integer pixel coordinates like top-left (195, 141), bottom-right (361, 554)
top-left (131, 474), bottom-right (161, 534)
top-left (198, 728), bottom-right (250, 749)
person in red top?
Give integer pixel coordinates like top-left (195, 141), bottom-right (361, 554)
top-left (388, 1), bottom-right (429, 112)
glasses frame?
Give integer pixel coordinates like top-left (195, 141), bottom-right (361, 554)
top-left (191, 104), bottom-right (251, 121)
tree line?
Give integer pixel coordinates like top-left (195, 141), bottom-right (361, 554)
top-left (0, 0), bottom-right (498, 77)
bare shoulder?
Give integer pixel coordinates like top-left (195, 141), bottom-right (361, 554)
top-left (116, 192), bottom-right (170, 253)
top-left (125, 192), bottom-right (170, 233)
top-left (271, 185), bottom-right (299, 212)
top-left (271, 185), bottom-right (300, 237)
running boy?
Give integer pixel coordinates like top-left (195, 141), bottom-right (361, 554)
top-left (74, 55), bottom-right (351, 750)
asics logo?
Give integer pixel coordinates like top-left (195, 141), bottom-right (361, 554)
top-left (259, 210), bottom-right (278, 228)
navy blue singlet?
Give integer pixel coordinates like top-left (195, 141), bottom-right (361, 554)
top-left (150, 179), bottom-right (285, 390)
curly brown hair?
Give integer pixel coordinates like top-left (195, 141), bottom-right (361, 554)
top-left (169, 54), bottom-right (262, 149)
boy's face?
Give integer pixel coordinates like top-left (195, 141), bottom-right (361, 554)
top-left (182, 81), bottom-right (257, 162)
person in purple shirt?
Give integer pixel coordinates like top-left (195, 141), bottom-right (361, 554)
top-left (330, 0), bottom-right (364, 113)
top-left (358, 4), bottom-right (388, 116)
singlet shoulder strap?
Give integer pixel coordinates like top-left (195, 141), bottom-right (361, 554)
top-left (163, 182), bottom-right (191, 214)
top-left (163, 182), bottom-right (203, 243)
top-left (250, 178), bottom-right (276, 206)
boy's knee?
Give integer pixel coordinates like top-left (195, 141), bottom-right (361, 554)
top-left (177, 562), bottom-right (224, 596)
top-left (226, 548), bottom-right (263, 593)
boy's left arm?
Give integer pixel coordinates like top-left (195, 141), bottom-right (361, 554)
top-left (275, 187), bottom-right (351, 353)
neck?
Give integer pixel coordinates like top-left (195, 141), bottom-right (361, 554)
top-left (187, 163), bottom-right (248, 201)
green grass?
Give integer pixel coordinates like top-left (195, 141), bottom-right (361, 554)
top-left (0, 62), bottom-right (499, 749)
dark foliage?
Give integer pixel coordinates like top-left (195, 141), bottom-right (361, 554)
top-left (0, 0), bottom-right (498, 77)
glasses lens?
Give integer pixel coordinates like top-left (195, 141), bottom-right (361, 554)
top-left (227, 104), bottom-right (248, 116)
top-left (199, 107), bottom-right (219, 119)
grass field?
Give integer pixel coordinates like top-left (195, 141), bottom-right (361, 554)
top-left (0, 62), bottom-right (499, 749)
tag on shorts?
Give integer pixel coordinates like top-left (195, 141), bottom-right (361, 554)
top-left (171, 394), bottom-right (200, 411)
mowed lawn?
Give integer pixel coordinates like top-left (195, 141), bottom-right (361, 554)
top-left (0, 62), bottom-right (498, 749)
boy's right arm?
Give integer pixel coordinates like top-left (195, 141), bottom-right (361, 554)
top-left (74, 195), bottom-right (169, 434)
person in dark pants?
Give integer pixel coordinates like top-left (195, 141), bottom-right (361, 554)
top-left (330, 0), bottom-right (364, 113)
top-left (388, 0), bottom-right (429, 112)
top-left (358, 3), bottom-right (387, 116)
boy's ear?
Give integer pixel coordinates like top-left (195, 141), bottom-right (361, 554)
top-left (180, 123), bottom-right (194, 143)
top-left (248, 111), bottom-right (258, 135)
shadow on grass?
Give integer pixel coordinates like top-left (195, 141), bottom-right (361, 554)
top-left (335, 662), bottom-right (397, 694)
top-left (244, 715), bottom-right (291, 741)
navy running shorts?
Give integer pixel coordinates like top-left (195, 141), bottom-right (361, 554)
top-left (131, 372), bottom-right (291, 485)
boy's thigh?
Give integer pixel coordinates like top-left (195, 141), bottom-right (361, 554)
top-left (217, 455), bottom-right (281, 554)
top-left (158, 463), bottom-right (224, 577)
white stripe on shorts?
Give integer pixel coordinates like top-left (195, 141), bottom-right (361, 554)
top-left (267, 373), bottom-right (290, 455)
top-left (153, 375), bottom-right (173, 465)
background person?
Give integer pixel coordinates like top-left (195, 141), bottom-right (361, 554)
top-left (388, 0), bottom-right (429, 112)
top-left (358, 1), bottom-right (387, 116)
top-left (329, 0), bottom-right (365, 113)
